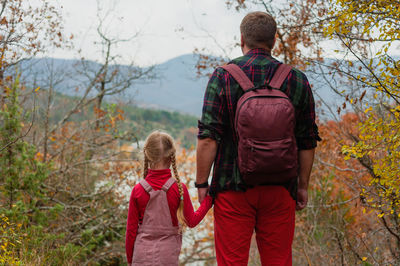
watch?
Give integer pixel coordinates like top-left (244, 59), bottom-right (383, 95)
top-left (194, 181), bottom-right (209, 188)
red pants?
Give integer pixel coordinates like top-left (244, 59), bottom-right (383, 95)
top-left (214, 186), bottom-right (295, 266)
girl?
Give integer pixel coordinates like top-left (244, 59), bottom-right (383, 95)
top-left (125, 131), bottom-right (213, 266)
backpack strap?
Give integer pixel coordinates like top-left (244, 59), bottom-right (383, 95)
top-left (221, 63), bottom-right (292, 91)
top-left (140, 179), bottom-right (153, 193)
top-left (220, 64), bottom-right (254, 92)
top-left (161, 178), bottom-right (176, 192)
top-left (269, 64), bottom-right (292, 89)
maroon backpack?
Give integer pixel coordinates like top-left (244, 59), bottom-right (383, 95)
top-left (220, 63), bottom-right (298, 186)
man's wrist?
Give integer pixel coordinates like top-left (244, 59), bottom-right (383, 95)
top-left (298, 176), bottom-right (308, 188)
top-left (195, 181), bottom-right (209, 188)
top-left (298, 184), bottom-right (308, 191)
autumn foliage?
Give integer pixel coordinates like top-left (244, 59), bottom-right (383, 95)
top-left (1, 0), bottom-right (400, 265)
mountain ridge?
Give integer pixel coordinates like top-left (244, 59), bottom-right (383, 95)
top-left (14, 54), bottom-right (346, 118)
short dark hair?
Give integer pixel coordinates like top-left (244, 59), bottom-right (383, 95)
top-left (240, 11), bottom-right (277, 49)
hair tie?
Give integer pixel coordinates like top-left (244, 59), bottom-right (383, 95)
top-left (180, 196), bottom-right (183, 201)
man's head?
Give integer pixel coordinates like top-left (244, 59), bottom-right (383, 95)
top-left (240, 11), bottom-right (277, 53)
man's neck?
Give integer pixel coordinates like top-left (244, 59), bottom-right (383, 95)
top-left (242, 45), bottom-right (271, 55)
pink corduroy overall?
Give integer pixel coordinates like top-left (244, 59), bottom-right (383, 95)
top-left (132, 178), bottom-right (182, 266)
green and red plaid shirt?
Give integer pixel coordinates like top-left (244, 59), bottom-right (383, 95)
top-left (198, 48), bottom-right (321, 196)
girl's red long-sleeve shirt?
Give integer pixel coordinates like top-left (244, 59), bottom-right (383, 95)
top-left (125, 169), bottom-right (213, 263)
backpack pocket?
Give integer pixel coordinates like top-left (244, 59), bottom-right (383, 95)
top-left (238, 137), bottom-right (298, 183)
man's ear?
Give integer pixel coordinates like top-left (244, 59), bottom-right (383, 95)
top-left (240, 34), bottom-right (245, 48)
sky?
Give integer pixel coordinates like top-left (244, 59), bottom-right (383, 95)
top-left (51, 0), bottom-right (250, 67)
top-left (50, 0), bottom-right (399, 67)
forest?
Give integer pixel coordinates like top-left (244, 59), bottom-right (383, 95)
top-left (1, 0), bottom-right (400, 265)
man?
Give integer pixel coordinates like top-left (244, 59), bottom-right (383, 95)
top-left (195, 11), bottom-right (321, 265)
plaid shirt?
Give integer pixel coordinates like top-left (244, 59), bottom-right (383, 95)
top-left (198, 48), bottom-right (321, 196)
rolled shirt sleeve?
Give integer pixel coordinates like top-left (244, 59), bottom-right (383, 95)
top-left (198, 68), bottom-right (227, 143)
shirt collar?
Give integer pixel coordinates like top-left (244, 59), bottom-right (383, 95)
top-left (245, 48), bottom-right (272, 56)
top-left (146, 168), bottom-right (172, 179)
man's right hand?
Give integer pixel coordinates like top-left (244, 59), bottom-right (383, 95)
top-left (296, 187), bottom-right (308, 210)
top-left (296, 148), bottom-right (315, 211)
top-left (197, 187), bottom-right (208, 204)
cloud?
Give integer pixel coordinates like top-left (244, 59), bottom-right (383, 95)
top-left (53, 0), bottom-right (247, 66)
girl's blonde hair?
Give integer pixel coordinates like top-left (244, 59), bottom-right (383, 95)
top-left (143, 130), bottom-right (186, 226)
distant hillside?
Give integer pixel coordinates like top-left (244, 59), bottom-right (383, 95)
top-left (121, 104), bottom-right (198, 148)
top-left (16, 54), bottom-right (209, 117)
top-left (133, 54), bottom-right (209, 116)
top-left (44, 91), bottom-right (198, 148)
top-left (15, 54), bottom-right (352, 119)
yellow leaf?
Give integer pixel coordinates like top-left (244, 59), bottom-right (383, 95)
top-left (35, 86), bottom-right (41, 92)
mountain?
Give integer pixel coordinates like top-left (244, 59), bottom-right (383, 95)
top-left (14, 54), bottom-right (208, 116)
top-left (133, 54), bottom-right (208, 116)
top-left (14, 54), bottom-right (345, 119)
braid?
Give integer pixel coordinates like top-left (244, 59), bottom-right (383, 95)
top-left (143, 153), bottom-right (149, 179)
top-left (171, 155), bottom-right (183, 199)
top-left (171, 154), bottom-right (186, 226)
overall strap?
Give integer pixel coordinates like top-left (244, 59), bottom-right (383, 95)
top-left (140, 179), bottom-right (153, 193)
top-left (269, 64), bottom-right (292, 89)
top-left (161, 178), bottom-right (176, 192)
top-left (220, 64), bottom-right (254, 92)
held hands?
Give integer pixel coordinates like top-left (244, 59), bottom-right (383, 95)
top-left (296, 187), bottom-right (308, 211)
top-left (197, 187), bottom-right (209, 204)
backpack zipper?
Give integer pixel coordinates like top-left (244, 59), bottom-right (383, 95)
top-left (235, 95), bottom-right (292, 128)
top-left (249, 138), bottom-right (292, 152)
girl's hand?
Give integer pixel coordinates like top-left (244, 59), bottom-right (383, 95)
top-left (197, 187), bottom-right (208, 204)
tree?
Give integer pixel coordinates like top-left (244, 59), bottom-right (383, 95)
top-left (195, 0), bottom-right (330, 77)
top-left (24, 3), bottom-right (154, 263)
top-left (322, 1), bottom-right (400, 261)
top-left (0, 1), bottom-right (76, 262)
top-left (0, 0), bottom-right (67, 80)
top-left (292, 113), bottom-right (398, 265)
top-left (0, 0), bottom-right (155, 263)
